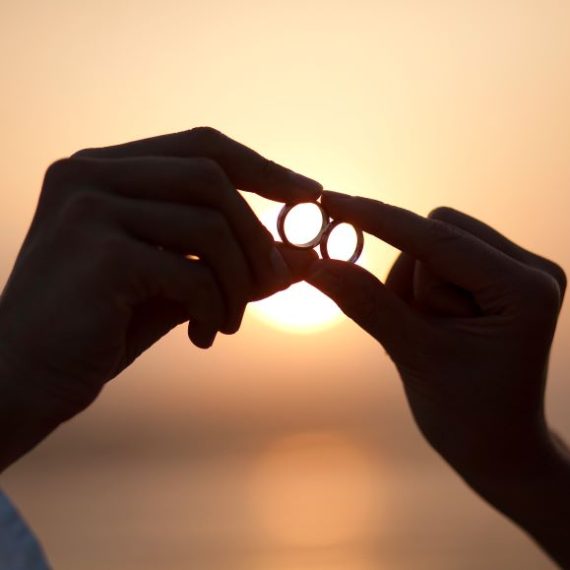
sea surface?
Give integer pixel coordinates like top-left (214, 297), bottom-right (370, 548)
top-left (3, 423), bottom-right (556, 570)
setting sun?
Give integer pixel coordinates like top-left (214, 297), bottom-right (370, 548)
top-left (252, 281), bottom-right (342, 334)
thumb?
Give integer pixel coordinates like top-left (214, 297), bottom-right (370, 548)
top-left (278, 244), bottom-right (319, 281)
top-left (306, 260), bottom-right (427, 359)
top-left (251, 245), bottom-right (318, 301)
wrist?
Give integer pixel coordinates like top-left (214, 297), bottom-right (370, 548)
top-left (460, 425), bottom-right (570, 567)
top-left (0, 350), bottom-right (64, 472)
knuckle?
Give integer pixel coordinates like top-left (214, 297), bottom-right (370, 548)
top-left (428, 206), bottom-right (460, 222)
top-left (41, 158), bottom-right (92, 213)
top-left (187, 126), bottom-right (222, 146)
top-left (44, 158), bottom-right (76, 188)
top-left (70, 147), bottom-right (97, 158)
top-left (425, 219), bottom-right (463, 248)
top-left (194, 156), bottom-right (224, 179)
top-left (535, 274), bottom-right (562, 312)
top-left (540, 258), bottom-right (567, 297)
top-left (193, 157), bottom-right (231, 196)
top-left (520, 269), bottom-right (562, 316)
top-left (62, 189), bottom-right (109, 222)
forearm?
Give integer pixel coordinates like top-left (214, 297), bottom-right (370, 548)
top-left (465, 429), bottom-right (570, 568)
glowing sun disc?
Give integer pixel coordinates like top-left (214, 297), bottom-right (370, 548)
top-left (251, 282), bottom-right (342, 334)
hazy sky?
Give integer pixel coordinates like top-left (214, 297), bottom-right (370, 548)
top-left (1, 1), bottom-right (569, 568)
top-left (1, 0), bottom-right (568, 423)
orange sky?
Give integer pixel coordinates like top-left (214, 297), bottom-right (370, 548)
top-left (1, 0), bottom-right (568, 423)
top-left (1, 2), bottom-right (569, 568)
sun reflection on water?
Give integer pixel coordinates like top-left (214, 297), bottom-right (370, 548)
top-left (248, 431), bottom-right (377, 549)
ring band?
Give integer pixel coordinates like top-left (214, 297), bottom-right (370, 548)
top-left (277, 200), bottom-right (364, 263)
top-left (276, 202), bottom-right (329, 249)
top-left (319, 219), bottom-right (364, 264)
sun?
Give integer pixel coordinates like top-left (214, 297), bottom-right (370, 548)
top-left (248, 198), bottom-right (365, 334)
top-left (252, 280), bottom-right (342, 334)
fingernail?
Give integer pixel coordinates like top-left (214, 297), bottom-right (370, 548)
top-left (270, 247), bottom-right (292, 285)
top-left (287, 170), bottom-right (323, 196)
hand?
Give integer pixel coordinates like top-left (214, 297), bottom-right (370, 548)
top-left (0, 127), bottom-right (321, 470)
top-left (308, 191), bottom-right (569, 565)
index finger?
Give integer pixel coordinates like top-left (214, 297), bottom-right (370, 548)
top-left (73, 127), bottom-right (322, 203)
top-left (321, 191), bottom-right (529, 305)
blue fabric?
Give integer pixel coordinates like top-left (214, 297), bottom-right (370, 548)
top-left (0, 491), bottom-right (51, 570)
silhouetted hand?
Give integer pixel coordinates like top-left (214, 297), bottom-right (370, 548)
top-left (0, 127), bottom-right (320, 471)
top-left (308, 191), bottom-right (570, 566)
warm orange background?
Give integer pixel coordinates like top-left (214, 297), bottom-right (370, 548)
top-left (1, 1), bottom-right (569, 568)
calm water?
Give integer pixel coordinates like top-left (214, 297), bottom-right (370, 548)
top-left (2, 426), bottom-right (555, 570)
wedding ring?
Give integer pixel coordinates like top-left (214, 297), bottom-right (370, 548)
top-left (320, 219), bottom-right (364, 263)
top-left (276, 200), bottom-right (364, 263)
top-left (276, 202), bottom-right (329, 249)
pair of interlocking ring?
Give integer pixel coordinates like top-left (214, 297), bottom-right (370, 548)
top-left (276, 200), bottom-right (364, 263)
